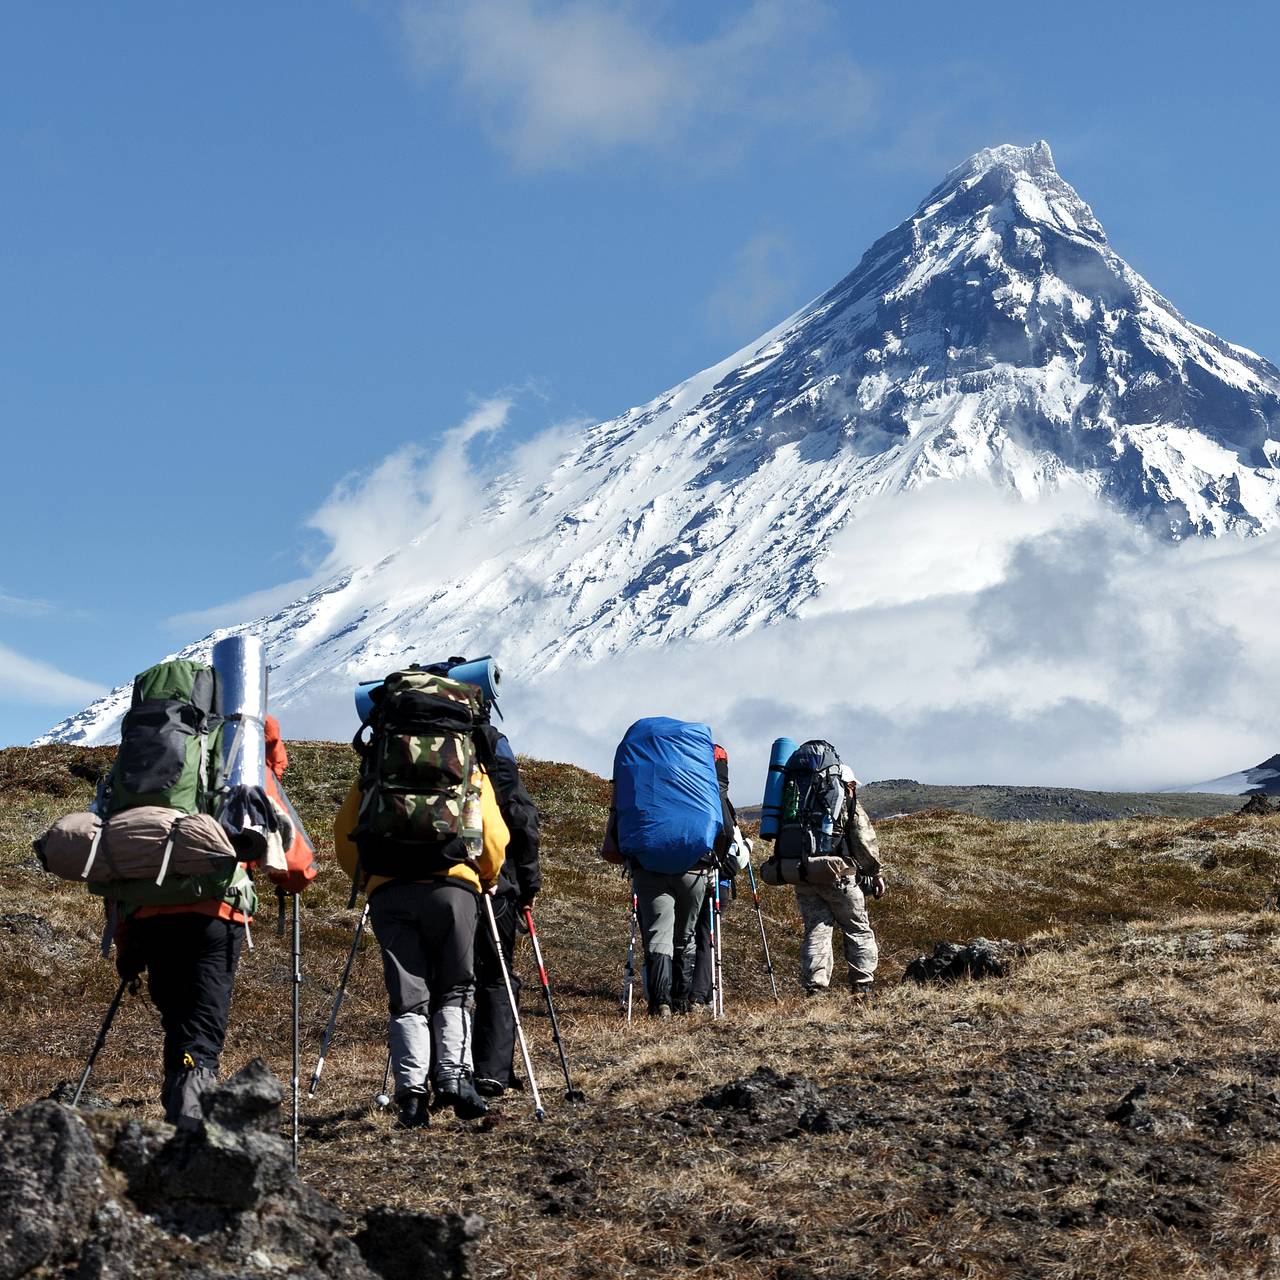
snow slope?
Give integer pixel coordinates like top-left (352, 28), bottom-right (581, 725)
top-left (1168, 755), bottom-right (1280, 797)
top-left (43, 141), bottom-right (1280, 745)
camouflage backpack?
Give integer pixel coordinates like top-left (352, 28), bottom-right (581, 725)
top-left (349, 669), bottom-right (486, 882)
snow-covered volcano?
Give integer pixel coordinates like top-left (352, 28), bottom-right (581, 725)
top-left (44, 141), bottom-right (1280, 745)
top-left (1170, 754), bottom-right (1280, 797)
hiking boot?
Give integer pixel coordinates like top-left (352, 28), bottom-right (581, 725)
top-left (161, 1065), bottom-right (218, 1131)
top-left (434, 1075), bottom-right (489, 1121)
top-left (850, 984), bottom-right (874, 1006)
top-left (803, 985), bottom-right (827, 999)
top-left (473, 1077), bottom-right (506, 1098)
top-left (653, 1004), bottom-right (673, 1021)
top-left (395, 1092), bottom-right (430, 1129)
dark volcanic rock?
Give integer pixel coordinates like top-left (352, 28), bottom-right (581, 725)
top-left (356, 1208), bottom-right (486, 1280)
top-left (0, 912), bottom-right (55, 945)
top-left (1239, 793), bottom-right (1274, 815)
top-left (904, 937), bottom-right (1012, 983)
top-left (0, 1062), bottom-right (387, 1278)
top-left (0, 1101), bottom-right (102, 1280)
top-left (200, 1055), bottom-right (286, 1132)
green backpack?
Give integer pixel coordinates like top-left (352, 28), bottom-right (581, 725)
top-left (351, 669), bottom-right (487, 882)
top-left (105, 660), bottom-right (224, 817)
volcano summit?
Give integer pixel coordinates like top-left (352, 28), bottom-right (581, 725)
top-left (44, 141), bottom-right (1280, 745)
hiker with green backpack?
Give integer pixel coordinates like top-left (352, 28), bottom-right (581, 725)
top-left (333, 667), bottom-right (511, 1128)
top-left (35, 640), bottom-right (315, 1128)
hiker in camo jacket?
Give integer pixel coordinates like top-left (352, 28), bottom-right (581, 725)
top-left (796, 764), bottom-right (885, 997)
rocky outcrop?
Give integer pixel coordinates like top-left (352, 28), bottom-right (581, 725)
top-left (0, 1059), bottom-right (484, 1279)
top-left (903, 937), bottom-right (1015, 983)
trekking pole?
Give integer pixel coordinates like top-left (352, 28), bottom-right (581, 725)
top-left (72, 976), bottom-right (130, 1107)
top-left (308, 900), bottom-right (369, 1096)
top-left (709, 875), bottom-right (723, 1019)
top-left (745, 860), bottom-right (779, 1000)
top-left (375, 1051), bottom-right (393, 1109)
top-left (524, 907), bottom-right (585, 1102)
top-left (621, 890), bottom-right (639, 1023)
top-left (291, 892), bottom-right (302, 1168)
top-left (483, 892), bottom-right (544, 1121)
top-left (716, 875), bottom-right (727, 1017)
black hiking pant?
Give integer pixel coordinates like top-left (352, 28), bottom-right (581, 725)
top-left (131, 913), bottom-right (244, 1074)
top-left (472, 888), bottom-right (521, 1088)
top-left (370, 879), bottom-right (477, 1094)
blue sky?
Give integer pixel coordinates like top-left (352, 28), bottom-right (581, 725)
top-left (2, 0), bottom-right (1278, 745)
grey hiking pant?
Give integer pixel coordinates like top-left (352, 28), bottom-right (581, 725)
top-left (370, 880), bottom-right (477, 1097)
top-left (795, 878), bottom-right (878, 992)
top-left (634, 866), bottom-right (708, 1012)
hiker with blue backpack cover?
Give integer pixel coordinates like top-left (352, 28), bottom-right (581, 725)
top-left (602, 718), bottom-right (725, 1018)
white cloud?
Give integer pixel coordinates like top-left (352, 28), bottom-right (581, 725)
top-left (398, 0), bottom-right (874, 168)
top-left (167, 395), bottom-right (581, 635)
top-left (707, 231), bottom-right (801, 340)
top-left (0, 589), bottom-right (56, 617)
top-left (498, 486), bottom-right (1280, 793)
top-left (0, 643), bottom-right (106, 705)
top-left (307, 396), bottom-right (513, 575)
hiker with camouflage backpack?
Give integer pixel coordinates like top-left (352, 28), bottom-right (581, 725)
top-left (333, 667), bottom-right (509, 1128)
top-left (759, 742), bottom-right (885, 998)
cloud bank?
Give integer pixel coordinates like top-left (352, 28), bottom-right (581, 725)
top-left (261, 423), bottom-right (1280, 793)
top-left (499, 483), bottom-right (1274, 793)
top-left (399, 0), bottom-right (874, 169)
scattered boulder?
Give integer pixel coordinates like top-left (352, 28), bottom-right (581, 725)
top-left (355, 1208), bottom-right (485, 1280)
top-left (0, 1101), bottom-right (103, 1280)
top-left (904, 938), bottom-right (1012, 984)
top-left (1239, 793), bottom-right (1274, 815)
top-left (0, 1060), bottom-right (486, 1278)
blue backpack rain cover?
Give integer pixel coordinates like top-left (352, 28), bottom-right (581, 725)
top-left (613, 717), bottom-right (723, 874)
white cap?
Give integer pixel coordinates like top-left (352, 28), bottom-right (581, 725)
top-left (840, 763), bottom-right (859, 785)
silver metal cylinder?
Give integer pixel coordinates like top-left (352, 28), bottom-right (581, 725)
top-left (212, 634), bottom-right (267, 790)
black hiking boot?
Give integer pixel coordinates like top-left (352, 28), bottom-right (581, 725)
top-left (473, 1077), bottom-right (505, 1098)
top-left (434, 1075), bottom-right (489, 1121)
top-left (395, 1091), bottom-right (430, 1129)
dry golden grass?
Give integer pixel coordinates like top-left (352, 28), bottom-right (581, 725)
top-left (3, 743), bottom-right (1280, 1278)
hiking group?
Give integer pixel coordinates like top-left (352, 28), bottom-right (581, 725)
top-left (36, 648), bottom-right (886, 1138)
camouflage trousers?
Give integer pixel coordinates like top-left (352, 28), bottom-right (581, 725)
top-left (795, 878), bottom-right (878, 992)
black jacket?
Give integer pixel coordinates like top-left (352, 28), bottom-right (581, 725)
top-left (476, 724), bottom-right (542, 902)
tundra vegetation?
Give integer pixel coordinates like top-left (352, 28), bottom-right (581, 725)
top-left (1, 743), bottom-right (1278, 1279)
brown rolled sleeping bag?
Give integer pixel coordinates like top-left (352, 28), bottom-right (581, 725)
top-left (759, 854), bottom-right (852, 887)
top-left (35, 806), bottom-right (238, 884)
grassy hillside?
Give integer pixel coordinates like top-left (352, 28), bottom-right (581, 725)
top-left (857, 779), bottom-right (1242, 821)
top-left (736, 780), bottom-right (1242, 823)
top-left (2, 743), bottom-right (1280, 1278)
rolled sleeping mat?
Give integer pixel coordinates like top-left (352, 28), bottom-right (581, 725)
top-left (213, 635), bottom-right (271, 858)
top-left (445, 655), bottom-right (501, 706)
top-left (759, 736), bottom-right (798, 840)
top-left (213, 635), bottom-right (268, 790)
top-left (353, 655), bottom-right (501, 724)
top-left (354, 680), bottom-right (381, 725)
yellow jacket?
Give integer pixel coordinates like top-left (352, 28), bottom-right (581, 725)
top-left (334, 770), bottom-right (509, 895)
